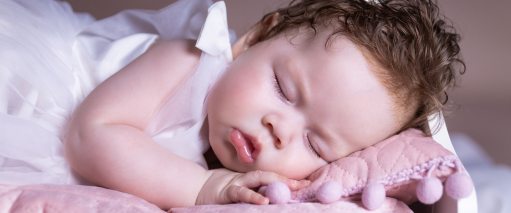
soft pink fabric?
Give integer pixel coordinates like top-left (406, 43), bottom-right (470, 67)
top-left (416, 177), bottom-right (444, 204)
top-left (362, 182), bottom-right (386, 210)
top-left (264, 181), bottom-right (290, 204)
top-left (445, 173), bottom-right (474, 199)
top-left (0, 184), bottom-right (411, 213)
top-left (316, 180), bottom-right (343, 204)
top-left (291, 128), bottom-right (457, 204)
top-left (0, 128), bottom-right (459, 212)
top-left (171, 197), bottom-right (412, 213)
top-left (0, 184), bottom-right (164, 213)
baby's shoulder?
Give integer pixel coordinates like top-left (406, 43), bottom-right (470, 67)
top-left (149, 39), bottom-right (202, 64)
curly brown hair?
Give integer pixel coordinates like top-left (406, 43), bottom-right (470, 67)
top-left (254, 0), bottom-right (465, 136)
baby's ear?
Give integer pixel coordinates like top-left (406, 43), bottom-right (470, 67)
top-left (232, 13), bottom-right (280, 59)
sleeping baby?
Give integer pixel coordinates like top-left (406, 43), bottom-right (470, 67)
top-left (3, 0), bottom-right (464, 210)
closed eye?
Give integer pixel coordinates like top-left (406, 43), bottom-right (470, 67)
top-left (306, 133), bottom-right (320, 158)
top-left (273, 73), bottom-right (289, 101)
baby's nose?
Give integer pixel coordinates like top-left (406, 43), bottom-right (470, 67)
top-left (262, 112), bottom-right (305, 149)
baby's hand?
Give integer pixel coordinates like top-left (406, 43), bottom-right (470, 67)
top-left (196, 169), bottom-right (310, 205)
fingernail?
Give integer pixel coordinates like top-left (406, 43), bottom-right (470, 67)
top-left (301, 180), bottom-right (310, 185)
top-left (260, 196), bottom-right (269, 205)
top-left (288, 179), bottom-right (296, 185)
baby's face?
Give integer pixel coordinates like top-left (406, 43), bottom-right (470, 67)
top-left (207, 30), bottom-right (399, 179)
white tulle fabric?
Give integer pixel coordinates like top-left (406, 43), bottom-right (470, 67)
top-left (0, 0), bottom-right (233, 185)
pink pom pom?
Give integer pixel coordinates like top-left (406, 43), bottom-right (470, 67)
top-left (266, 181), bottom-right (290, 204)
top-left (362, 182), bottom-right (386, 210)
top-left (316, 180), bottom-right (343, 204)
top-left (416, 177), bottom-right (443, 204)
top-left (445, 173), bottom-right (474, 199)
top-left (258, 186), bottom-right (268, 195)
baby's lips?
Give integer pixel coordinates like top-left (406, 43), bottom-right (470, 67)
top-left (229, 129), bottom-right (254, 164)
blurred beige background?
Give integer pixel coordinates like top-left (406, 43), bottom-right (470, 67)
top-left (65, 0), bottom-right (511, 166)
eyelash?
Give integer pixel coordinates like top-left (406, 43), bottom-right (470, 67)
top-left (306, 134), bottom-right (321, 158)
top-left (273, 73), bottom-right (288, 101)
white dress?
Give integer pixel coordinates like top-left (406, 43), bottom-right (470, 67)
top-left (0, 0), bottom-right (234, 185)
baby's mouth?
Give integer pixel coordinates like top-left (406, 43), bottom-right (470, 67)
top-left (229, 129), bottom-right (258, 164)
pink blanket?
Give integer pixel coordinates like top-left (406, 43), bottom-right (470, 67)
top-left (0, 184), bottom-right (411, 213)
top-left (0, 184), bottom-right (162, 213)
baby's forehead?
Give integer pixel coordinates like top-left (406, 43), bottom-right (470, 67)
top-left (276, 30), bottom-right (403, 117)
top-left (282, 32), bottom-right (369, 69)
top-left (270, 29), bottom-right (370, 67)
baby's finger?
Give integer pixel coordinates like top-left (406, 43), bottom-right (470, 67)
top-left (294, 179), bottom-right (312, 190)
top-left (240, 170), bottom-right (309, 190)
top-left (281, 179), bottom-right (311, 190)
top-left (240, 170), bottom-right (288, 188)
top-left (226, 185), bottom-right (269, 205)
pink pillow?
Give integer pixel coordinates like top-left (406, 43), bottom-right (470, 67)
top-left (289, 128), bottom-right (472, 207)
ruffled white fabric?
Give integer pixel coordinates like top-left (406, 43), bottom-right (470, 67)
top-left (0, 0), bottom-right (234, 185)
top-left (144, 1), bottom-right (233, 169)
top-left (0, 0), bottom-right (95, 185)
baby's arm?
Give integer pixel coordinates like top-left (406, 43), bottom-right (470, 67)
top-left (64, 40), bottom-right (304, 209)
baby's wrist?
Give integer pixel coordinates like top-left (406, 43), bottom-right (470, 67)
top-left (196, 169), bottom-right (229, 205)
